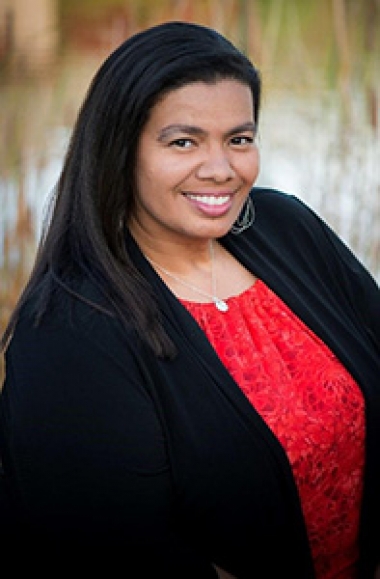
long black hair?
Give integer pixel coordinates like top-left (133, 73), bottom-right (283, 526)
top-left (1, 21), bottom-right (261, 358)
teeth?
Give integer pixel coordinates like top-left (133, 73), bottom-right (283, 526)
top-left (187, 194), bottom-right (230, 206)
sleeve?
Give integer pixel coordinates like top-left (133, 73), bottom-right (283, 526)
top-left (0, 308), bottom-right (217, 578)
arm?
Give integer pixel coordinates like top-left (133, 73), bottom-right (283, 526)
top-left (1, 308), bottom-right (217, 577)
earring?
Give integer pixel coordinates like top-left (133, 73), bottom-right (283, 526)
top-left (230, 196), bottom-right (255, 234)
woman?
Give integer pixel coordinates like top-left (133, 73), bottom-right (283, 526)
top-left (1, 21), bottom-right (379, 579)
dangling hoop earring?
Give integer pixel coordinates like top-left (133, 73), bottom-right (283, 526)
top-left (230, 195), bottom-right (255, 235)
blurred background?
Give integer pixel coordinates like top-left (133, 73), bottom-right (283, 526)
top-left (1, 0), bottom-right (379, 380)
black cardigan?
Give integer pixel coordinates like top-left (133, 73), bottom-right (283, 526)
top-left (1, 188), bottom-right (379, 578)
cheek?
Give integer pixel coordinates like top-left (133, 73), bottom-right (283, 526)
top-left (136, 160), bottom-right (163, 197)
top-left (139, 153), bottom-right (180, 182)
top-left (135, 160), bottom-right (185, 215)
top-left (143, 159), bottom-right (193, 195)
top-left (239, 149), bottom-right (260, 184)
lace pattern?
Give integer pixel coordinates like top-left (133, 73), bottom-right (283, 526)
top-left (181, 280), bottom-right (365, 579)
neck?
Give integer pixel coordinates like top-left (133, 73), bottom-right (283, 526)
top-left (143, 239), bottom-right (229, 312)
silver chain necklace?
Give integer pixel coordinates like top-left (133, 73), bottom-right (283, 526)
top-left (145, 240), bottom-right (229, 312)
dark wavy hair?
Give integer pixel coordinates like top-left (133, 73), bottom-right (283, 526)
top-left (1, 21), bottom-right (261, 357)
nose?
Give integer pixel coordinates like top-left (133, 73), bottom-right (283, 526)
top-left (196, 147), bottom-right (235, 182)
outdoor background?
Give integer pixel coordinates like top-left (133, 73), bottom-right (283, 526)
top-left (1, 0), bottom-right (379, 381)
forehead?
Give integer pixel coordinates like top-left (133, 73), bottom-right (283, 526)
top-left (149, 80), bottom-right (254, 126)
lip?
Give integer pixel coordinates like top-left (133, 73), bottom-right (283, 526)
top-left (183, 191), bottom-right (234, 217)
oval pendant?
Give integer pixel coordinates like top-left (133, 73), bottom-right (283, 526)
top-left (214, 298), bottom-right (229, 312)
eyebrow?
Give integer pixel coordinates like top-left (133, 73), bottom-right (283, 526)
top-left (157, 122), bottom-right (256, 142)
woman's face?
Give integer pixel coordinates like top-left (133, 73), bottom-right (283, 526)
top-left (130, 79), bottom-right (260, 245)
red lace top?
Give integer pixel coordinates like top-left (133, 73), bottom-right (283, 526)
top-left (181, 280), bottom-right (365, 579)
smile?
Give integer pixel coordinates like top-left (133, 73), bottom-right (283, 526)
top-left (186, 194), bottom-right (231, 206)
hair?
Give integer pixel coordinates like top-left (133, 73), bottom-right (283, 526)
top-left (1, 21), bottom-right (261, 358)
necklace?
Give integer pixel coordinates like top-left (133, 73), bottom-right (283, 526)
top-left (145, 240), bottom-right (229, 312)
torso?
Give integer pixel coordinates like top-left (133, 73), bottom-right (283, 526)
top-left (181, 281), bottom-right (365, 579)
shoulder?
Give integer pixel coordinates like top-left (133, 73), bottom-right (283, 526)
top-left (8, 275), bottom-right (141, 367)
top-left (247, 186), bottom-right (337, 257)
top-left (249, 187), bottom-right (364, 261)
top-left (238, 187), bottom-right (378, 289)
top-left (2, 276), bottom-right (155, 417)
top-left (252, 187), bottom-right (321, 227)
top-left (247, 187), bottom-right (380, 308)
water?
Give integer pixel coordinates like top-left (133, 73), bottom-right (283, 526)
top-left (1, 0), bottom-right (379, 287)
top-left (258, 90), bottom-right (380, 274)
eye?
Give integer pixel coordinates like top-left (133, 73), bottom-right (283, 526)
top-left (169, 138), bottom-right (195, 149)
top-left (230, 135), bottom-right (255, 146)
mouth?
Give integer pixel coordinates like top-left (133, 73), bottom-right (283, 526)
top-left (185, 193), bottom-right (231, 206)
top-left (183, 191), bottom-right (234, 216)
